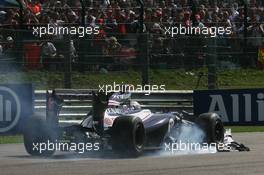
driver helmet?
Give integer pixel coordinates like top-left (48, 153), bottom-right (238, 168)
top-left (108, 91), bottom-right (131, 107)
top-left (108, 84), bottom-right (133, 107)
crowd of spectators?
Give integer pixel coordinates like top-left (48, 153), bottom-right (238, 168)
top-left (0, 0), bottom-right (264, 69)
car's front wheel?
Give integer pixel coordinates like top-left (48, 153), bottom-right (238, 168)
top-left (195, 113), bottom-right (224, 144)
top-left (23, 115), bottom-right (56, 157)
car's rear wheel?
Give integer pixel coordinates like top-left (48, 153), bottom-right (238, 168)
top-left (111, 116), bottom-right (145, 157)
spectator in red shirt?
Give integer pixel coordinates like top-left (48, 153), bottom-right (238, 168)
top-left (27, 0), bottom-right (41, 15)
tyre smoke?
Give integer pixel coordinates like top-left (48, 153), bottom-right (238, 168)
top-left (157, 123), bottom-right (217, 156)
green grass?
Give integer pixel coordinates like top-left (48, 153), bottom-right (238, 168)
top-left (227, 126), bottom-right (264, 133)
top-left (0, 68), bottom-right (264, 90)
top-left (0, 135), bottom-right (23, 144)
top-left (0, 126), bottom-right (264, 144)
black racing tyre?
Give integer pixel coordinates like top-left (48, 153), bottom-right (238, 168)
top-left (195, 113), bottom-right (224, 144)
top-left (23, 115), bottom-right (56, 157)
top-left (111, 116), bottom-right (145, 157)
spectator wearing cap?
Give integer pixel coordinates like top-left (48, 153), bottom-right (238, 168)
top-left (102, 36), bottom-right (122, 70)
top-left (40, 38), bottom-right (64, 70)
top-left (0, 10), bottom-right (7, 25)
top-left (101, 0), bottom-right (111, 9)
top-left (104, 36), bottom-right (121, 56)
top-left (0, 36), bottom-right (16, 63)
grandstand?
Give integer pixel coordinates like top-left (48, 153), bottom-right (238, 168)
top-left (0, 0), bottom-right (263, 89)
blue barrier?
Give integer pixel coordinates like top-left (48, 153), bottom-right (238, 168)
top-left (0, 84), bottom-right (34, 134)
top-left (194, 89), bottom-right (264, 125)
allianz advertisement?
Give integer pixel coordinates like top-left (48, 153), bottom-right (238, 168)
top-left (194, 89), bottom-right (264, 124)
top-left (0, 84), bottom-right (34, 134)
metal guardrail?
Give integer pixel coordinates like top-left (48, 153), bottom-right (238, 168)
top-left (34, 90), bottom-right (194, 121)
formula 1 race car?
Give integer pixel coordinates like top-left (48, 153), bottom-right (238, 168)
top-left (23, 90), bottom-right (225, 157)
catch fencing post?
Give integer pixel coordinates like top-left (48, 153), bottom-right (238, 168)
top-left (64, 35), bottom-right (72, 88)
top-left (207, 37), bottom-right (217, 90)
top-left (16, 0), bottom-right (24, 68)
top-left (79, 0), bottom-right (86, 72)
top-left (140, 33), bottom-right (150, 87)
top-left (243, 1), bottom-right (248, 45)
top-left (242, 0), bottom-right (252, 67)
top-left (136, 0), bottom-right (149, 86)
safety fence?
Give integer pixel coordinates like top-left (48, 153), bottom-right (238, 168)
top-left (34, 89), bottom-right (193, 122)
top-left (1, 31), bottom-right (263, 90)
top-left (0, 31), bottom-right (262, 70)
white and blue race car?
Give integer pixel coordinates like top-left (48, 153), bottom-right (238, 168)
top-left (23, 90), bottom-right (226, 157)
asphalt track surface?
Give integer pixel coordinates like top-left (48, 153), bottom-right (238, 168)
top-left (0, 132), bottom-right (263, 175)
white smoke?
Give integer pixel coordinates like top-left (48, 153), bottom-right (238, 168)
top-left (157, 123), bottom-right (217, 156)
